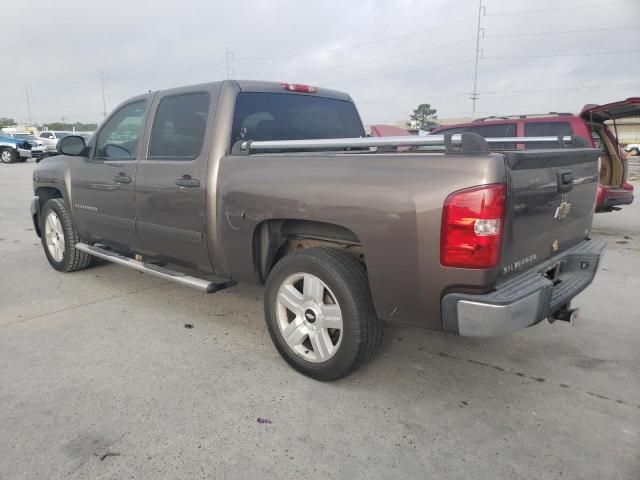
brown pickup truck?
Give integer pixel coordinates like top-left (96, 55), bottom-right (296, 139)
top-left (31, 80), bottom-right (605, 380)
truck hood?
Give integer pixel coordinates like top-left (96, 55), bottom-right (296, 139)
top-left (580, 97), bottom-right (640, 123)
top-left (0, 137), bottom-right (30, 148)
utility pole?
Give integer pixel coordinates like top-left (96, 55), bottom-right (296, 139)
top-left (470, 0), bottom-right (486, 117)
top-left (25, 83), bottom-right (33, 125)
top-left (226, 46), bottom-right (233, 79)
top-left (100, 71), bottom-right (109, 118)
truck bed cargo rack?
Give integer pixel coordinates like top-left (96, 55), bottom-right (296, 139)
top-left (236, 133), bottom-right (589, 155)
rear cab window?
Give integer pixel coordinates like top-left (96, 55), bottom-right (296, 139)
top-left (230, 92), bottom-right (365, 148)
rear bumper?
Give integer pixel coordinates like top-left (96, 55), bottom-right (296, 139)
top-left (441, 239), bottom-right (606, 337)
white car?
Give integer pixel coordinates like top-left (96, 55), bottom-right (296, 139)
top-left (38, 131), bottom-right (73, 154)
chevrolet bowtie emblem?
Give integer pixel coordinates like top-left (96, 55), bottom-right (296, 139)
top-left (554, 201), bottom-right (571, 220)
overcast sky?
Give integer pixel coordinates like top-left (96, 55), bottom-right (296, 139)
top-left (3, 0), bottom-right (639, 125)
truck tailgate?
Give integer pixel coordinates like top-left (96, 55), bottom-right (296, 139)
top-left (500, 148), bottom-right (601, 278)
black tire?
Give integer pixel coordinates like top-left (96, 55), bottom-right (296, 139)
top-left (40, 198), bottom-right (93, 272)
top-left (0, 148), bottom-right (17, 164)
top-left (264, 247), bottom-right (382, 381)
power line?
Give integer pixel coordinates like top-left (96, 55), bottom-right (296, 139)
top-left (486, 1), bottom-right (640, 16)
top-left (484, 49), bottom-right (640, 59)
top-left (481, 83), bottom-right (640, 95)
top-left (357, 92), bottom-right (469, 105)
top-left (355, 83), bottom-right (640, 105)
top-left (234, 16), bottom-right (476, 62)
top-left (471, 0), bottom-right (486, 116)
top-left (24, 83), bottom-right (32, 124)
top-left (487, 25), bottom-right (640, 38)
top-left (100, 71), bottom-right (109, 118)
top-left (236, 38), bottom-right (475, 77)
top-left (226, 46), bottom-right (234, 79)
top-left (323, 58), bottom-right (474, 86)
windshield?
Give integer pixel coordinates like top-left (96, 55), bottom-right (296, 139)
top-left (231, 92), bottom-right (365, 145)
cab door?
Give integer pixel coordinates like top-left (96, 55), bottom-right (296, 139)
top-left (134, 86), bottom-right (218, 271)
top-left (70, 97), bottom-right (152, 250)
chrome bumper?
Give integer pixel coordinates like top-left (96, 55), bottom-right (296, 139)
top-left (18, 148), bottom-right (32, 158)
top-left (441, 239), bottom-right (606, 337)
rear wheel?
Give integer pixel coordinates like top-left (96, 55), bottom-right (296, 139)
top-left (0, 148), bottom-right (17, 164)
top-left (40, 199), bottom-right (93, 272)
top-left (264, 248), bottom-right (382, 381)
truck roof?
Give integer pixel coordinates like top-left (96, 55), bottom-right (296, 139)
top-left (141, 80), bottom-right (353, 103)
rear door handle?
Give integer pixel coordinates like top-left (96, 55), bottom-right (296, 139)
top-left (114, 173), bottom-right (132, 184)
top-left (175, 176), bottom-right (200, 188)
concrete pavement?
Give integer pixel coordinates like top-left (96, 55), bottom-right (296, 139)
top-left (0, 161), bottom-right (638, 479)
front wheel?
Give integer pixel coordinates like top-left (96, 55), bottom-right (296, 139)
top-left (264, 248), bottom-right (382, 381)
top-left (0, 148), bottom-right (17, 163)
top-left (40, 199), bottom-right (93, 272)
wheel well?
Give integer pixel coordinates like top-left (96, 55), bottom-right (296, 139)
top-left (253, 219), bottom-right (363, 283)
top-left (35, 187), bottom-right (63, 211)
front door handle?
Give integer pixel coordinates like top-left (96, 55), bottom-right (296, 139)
top-left (175, 175), bottom-right (200, 188)
top-left (114, 173), bottom-right (132, 184)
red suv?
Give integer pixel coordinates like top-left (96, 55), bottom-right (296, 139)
top-left (431, 98), bottom-right (638, 212)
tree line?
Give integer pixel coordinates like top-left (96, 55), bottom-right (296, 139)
top-left (0, 117), bottom-right (97, 131)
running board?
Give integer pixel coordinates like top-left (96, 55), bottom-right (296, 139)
top-left (75, 243), bottom-right (236, 293)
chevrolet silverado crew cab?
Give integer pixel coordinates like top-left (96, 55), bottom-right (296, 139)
top-left (31, 80), bottom-right (605, 380)
top-left (431, 97), bottom-right (639, 212)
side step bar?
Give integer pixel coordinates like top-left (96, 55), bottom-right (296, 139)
top-left (75, 243), bottom-right (236, 293)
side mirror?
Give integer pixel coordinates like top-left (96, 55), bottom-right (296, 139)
top-left (58, 135), bottom-right (86, 156)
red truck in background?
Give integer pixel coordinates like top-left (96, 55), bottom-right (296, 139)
top-left (431, 98), bottom-right (638, 212)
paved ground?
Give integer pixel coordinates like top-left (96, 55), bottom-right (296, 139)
top-left (1, 161), bottom-right (638, 480)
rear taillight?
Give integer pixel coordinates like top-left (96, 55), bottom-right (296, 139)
top-left (440, 184), bottom-right (506, 269)
top-left (281, 83), bottom-right (317, 93)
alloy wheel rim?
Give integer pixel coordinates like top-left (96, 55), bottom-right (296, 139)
top-left (276, 272), bottom-right (344, 363)
top-left (1, 151), bottom-right (11, 162)
top-left (44, 211), bottom-right (65, 262)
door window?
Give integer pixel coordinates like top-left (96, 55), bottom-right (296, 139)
top-left (40, 132), bottom-right (52, 138)
top-left (95, 101), bottom-right (147, 160)
top-left (148, 92), bottom-right (210, 160)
